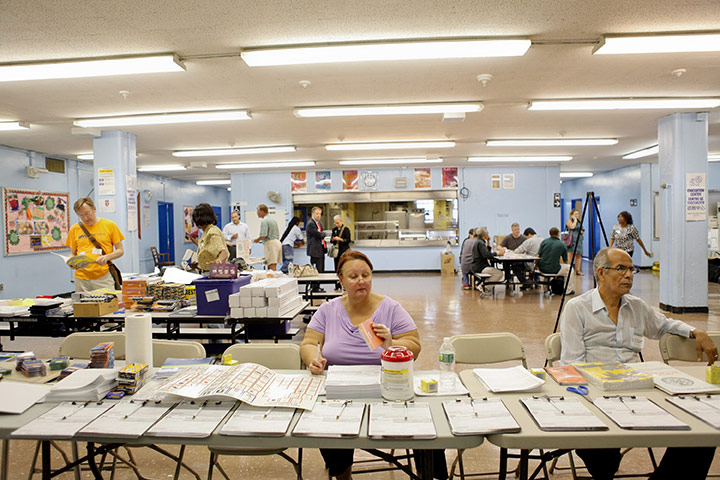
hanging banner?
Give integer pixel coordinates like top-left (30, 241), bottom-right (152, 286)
top-left (686, 173), bottom-right (707, 221)
top-left (315, 171), bottom-right (331, 191)
top-left (290, 172), bottom-right (307, 193)
top-left (342, 170), bottom-right (359, 191)
top-left (442, 167), bottom-right (458, 188)
top-left (126, 175), bottom-right (138, 231)
top-left (414, 168), bottom-right (431, 189)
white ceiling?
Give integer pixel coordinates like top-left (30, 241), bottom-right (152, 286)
top-left (1, 0), bottom-right (720, 182)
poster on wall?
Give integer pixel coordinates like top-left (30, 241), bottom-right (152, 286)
top-left (491, 174), bottom-right (501, 190)
top-left (126, 175), bottom-right (138, 232)
top-left (414, 168), bottom-right (431, 189)
top-left (98, 168), bottom-right (115, 196)
top-left (143, 205), bottom-right (151, 229)
top-left (502, 174), bottom-right (515, 190)
top-left (316, 171), bottom-right (331, 191)
top-left (442, 167), bottom-right (458, 188)
top-left (183, 206), bottom-right (195, 243)
top-left (3, 188), bottom-right (70, 256)
top-left (342, 170), bottom-right (359, 191)
top-left (686, 173), bottom-right (707, 221)
top-left (98, 198), bottom-right (116, 213)
top-left (290, 172), bottom-right (307, 193)
top-left (360, 171), bottom-right (379, 191)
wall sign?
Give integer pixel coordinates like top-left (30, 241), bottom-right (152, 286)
top-left (686, 173), bottom-right (707, 221)
top-left (553, 193), bottom-right (561, 208)
top-left (3, 188), bottom-right (70, 255)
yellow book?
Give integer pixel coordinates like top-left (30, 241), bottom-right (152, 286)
top-left (573, 361), bottom-right (654, 391)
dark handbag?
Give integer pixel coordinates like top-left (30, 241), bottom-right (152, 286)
top-left (78, 222), bottom-right (122, 289)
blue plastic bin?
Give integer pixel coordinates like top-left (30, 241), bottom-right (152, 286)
top-left (192, 275), bottom-right (251, 316)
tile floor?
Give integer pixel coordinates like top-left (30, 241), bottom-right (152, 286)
top-left (3, 261), bottom-right (720, 478)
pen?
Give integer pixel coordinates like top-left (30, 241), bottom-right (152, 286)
top-left (123, 400), bottom-right (147, 419)
top-left (404, 401), bottom-right (409, 421)
top-left (545, 396), bottom-right (564, 415)
top-left (470, 399), bottom-right (479, 417)
top-left (263, 407), bottom-right (274, 418)
top-left (618, 396), bottom-right (636, 414)
top-left (336, 400), bottom-right (350, 420)
top-left (192, 401), bottom-right (208, 419)
top-left (61, 402), bottom-right (88, 421)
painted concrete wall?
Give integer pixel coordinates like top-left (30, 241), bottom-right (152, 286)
top-left (0, 146), bottom-right (229, 299)
top-left (231, 166), bottom-right (561, 271)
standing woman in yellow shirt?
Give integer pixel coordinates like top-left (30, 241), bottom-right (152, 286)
top-left (192, 203), bottom-right (229, 272)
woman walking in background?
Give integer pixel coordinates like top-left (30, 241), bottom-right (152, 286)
top-left (610, 211), bottom-right (653, 262)
top-left (565, 209), bottom-right (584, 276)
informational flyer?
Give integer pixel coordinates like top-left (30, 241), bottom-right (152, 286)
top-left (503, 174), bottom-right (515, 190)
top-left (126, 175), bottom-right (138, 231)
top-left (686, 173), bottom-right (707, 221)
top-left (342, 170), bottom-right (359, 191)
top-left (98, 198), bottom-right (116, 213)
top-left (98, 169), bottom-right (115, 196)
top-left (290, 172), bottom-right (307, 192)
top-left (491, 174), bottom-right (501, 190)
top-left (414, 168), bottom-right (431, 189)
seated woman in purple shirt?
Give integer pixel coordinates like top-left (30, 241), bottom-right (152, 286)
top-left (301, 250), bottom-right (424, 480)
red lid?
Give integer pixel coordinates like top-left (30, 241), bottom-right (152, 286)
top-left (381, 346), bottom-right (414, 362)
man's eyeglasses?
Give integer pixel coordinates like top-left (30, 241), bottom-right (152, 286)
top-left (602, 265), bottom-right (633, 274)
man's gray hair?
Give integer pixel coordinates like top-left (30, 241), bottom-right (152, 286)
top-left (511, 222), bottom-right (520, 228)
top-left (592, 247), bottom-right (614, 282)
top-left (476, 227), bottom-right (488, 238)
top-left (333, 215), bottom-right (342, 222)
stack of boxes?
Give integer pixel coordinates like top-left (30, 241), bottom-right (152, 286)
top-left (229, 278), bottom-right (303, 318)
top-left (122, 279), bottom-right (148, 309)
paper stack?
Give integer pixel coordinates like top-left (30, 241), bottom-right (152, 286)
top-left (89, 342), bottom-right (115, 369)
top-left (58, 364), bottom-right (88, 380)
top-left (325, 365), bottom-right (382, 399)
top-left (229, 278), bottom-right (303, 318)
top-left (44, 368), bottom-right (118, 402)
top-left (473, 365), bottom-right (545, 393)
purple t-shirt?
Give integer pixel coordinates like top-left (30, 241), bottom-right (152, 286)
top-left (308, 296), bottom-right (418, 366)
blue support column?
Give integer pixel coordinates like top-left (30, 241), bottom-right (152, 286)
top-left (658, 113), bottom-right (709, 313)
top-left (92, 131), bottom-right (140, 275)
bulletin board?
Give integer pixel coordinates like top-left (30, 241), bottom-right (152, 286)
top-left (3, 187), bottom-right (70, 256)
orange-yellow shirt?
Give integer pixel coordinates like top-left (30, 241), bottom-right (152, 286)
top-left (65, 218), bottom-right (125, 280)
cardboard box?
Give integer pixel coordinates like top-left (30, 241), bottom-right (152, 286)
top-left (73, 297), bottom-right (119, 317)
top-left (441, 253), bottom-right (455, 275)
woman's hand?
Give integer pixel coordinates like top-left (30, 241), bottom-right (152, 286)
top-left (308, 357), bottom-right (327, 375)
top-left (372, 323), bottom-right (393, 350)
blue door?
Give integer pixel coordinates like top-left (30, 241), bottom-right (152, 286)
top-left (212, 206), bottom-right (222, 229)
top-left (157, 201), bottom-right (175, 262)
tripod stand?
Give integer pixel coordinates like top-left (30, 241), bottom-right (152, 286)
top-left (549, 191), bottom-right (610, 343)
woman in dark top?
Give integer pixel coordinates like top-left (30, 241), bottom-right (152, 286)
top-left (331, 215), bottom-right (352, 290)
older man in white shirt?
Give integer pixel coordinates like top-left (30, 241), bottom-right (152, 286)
top-left (222, 211), bottom-right (251, 260)
top-left (560, 247), bottom-right (717, 480)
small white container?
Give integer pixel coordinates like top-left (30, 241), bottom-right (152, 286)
top-left (381, 346), bottom-right (414, 401)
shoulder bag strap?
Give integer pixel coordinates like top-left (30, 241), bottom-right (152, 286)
top-left (78, 222), bottom-right (112, 260)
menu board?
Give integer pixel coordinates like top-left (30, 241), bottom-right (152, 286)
top-left (3, 188), bottom-right (70, 255)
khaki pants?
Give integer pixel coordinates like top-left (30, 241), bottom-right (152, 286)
top-left (557, 264), bottom-right (576, 293)
top-left (74, 271), bottom-right (115, 293)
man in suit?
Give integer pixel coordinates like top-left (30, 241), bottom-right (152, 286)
top-left (306, 206), bottom-right (326, 273)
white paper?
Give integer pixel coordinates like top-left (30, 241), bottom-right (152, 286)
top-left (126, 175), bottom-right (138, 232)
top-left (162, 267), bottom-right (203, 285)
top-left (473, 365), bottom-right (545, 393)
top-left (146, 400), bottom-right (234, 438)
top-left (292, 400), bottom-right (365, 437)
top-left (594, 396), bottom-right (689, 430)
top-left (12, 401), bottom-right (113, 438)
top-left (143, 205), bottom-right (151, 228)
top-left (220, 404), bottom-right (295, 436)
top-left (442, 398), bottom-right (520, 435)
top-left (205, 289), bottom-right (220, 303)
top-left (368, 402), bottom-right (437, 438)
top-left (521, 396), bottom-right (608, 431)
top-left (125, 313), bottom-right (153, 367)
top-left (0, 382), bottom-right (52, 414)
top-left (80, 400), bottom-right (173, 438)
top-left (666, 395), bottom-right (720, 430)
top-left (628, 361), bottom-right (720, 395)
top-left (98, 198), bottom-right (115, 213)
top-left (98, 168), bottom-right (115, 196)
top-left (502, 173), bottom-right (515, 190)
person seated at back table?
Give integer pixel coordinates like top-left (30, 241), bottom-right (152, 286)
top-left (470, 227), bottom-right (503, 293)
top-left (498, 222), bottom-right (528, 284)
top-left (460, 228), bottom-right (479, 290)
top-left (301, 250), bottom-right (446, 480)
top-left (514, 227), bottom-right (543, 290)
top-left (537, 227), bottom-right (576, 295)
top-left (560, 247), bottom-right (717, 480)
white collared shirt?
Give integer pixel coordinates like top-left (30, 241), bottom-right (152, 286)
top-left (560, 288), bottom-right (693, 365)
top-left (222, 221), bottom-right (251, 242)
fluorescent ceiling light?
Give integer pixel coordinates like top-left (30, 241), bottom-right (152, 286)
top-left (529, 98), bottom-right (720, 110)
top-left (137, 164), bottom-right (187, 172)
top-left (594, 33), bottom-right (720, 55)
top-left (77, 153), bottom-right (93, 160)
top-left (241, 39), bottom-right (531, 66)
top-left (295, 103), bottom-right (483, 118)
top-left (560, 172), bottom-right (594, 178)
top-left (339, 158), bottom-right (443, 166)
top-left (710, 154), bottom-right (720, 162)
top-left (174, 145), bottom-right (296, 157)
top-left (216, 161), bottom-right (316, 169)
top-left (326, 141), bottom-right (455, 151)
top-left (0, 54), bottom-right (185, 82)
top-left (0, 121), bottom-right (30, 131)
top-left (622, 145), bottom-right (659, 160)
top-left (468, 156), bottom-right (573, 163)
top-left (74, 110), bottom-right (251, 128)
top-left (196, 179), bottom-right (231, 186)
top-left (486, 139), bottom-right (617, 147)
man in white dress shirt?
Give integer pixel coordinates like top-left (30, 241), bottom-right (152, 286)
top-left (560, 247), bottom-right (717, 480)
top-left (222, 211), bottom-right (251, 260)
